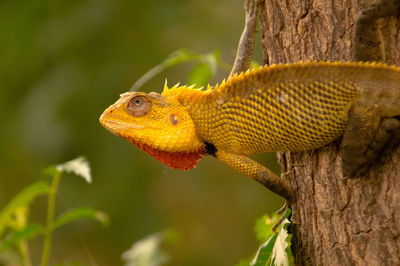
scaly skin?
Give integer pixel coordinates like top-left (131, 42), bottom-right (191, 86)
top-left (100, 61), bottom-right (400, 201)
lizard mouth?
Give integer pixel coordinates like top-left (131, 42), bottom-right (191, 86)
top-left (99, 114), bottom-right (145, 135)
top-left (129, 138), bottom-right (205, 171)
top-left (100, 111), bottom-right (205, 170)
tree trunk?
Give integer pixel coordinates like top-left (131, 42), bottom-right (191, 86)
top-left (259, 0), bottom-right (400, 265)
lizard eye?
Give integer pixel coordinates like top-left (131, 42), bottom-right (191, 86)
top-left (127, 95), bottom-right (151, 116)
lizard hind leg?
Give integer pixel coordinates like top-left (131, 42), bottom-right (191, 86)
top-left (342, 0), bottom-right (400, 177)
top-left (340, 101), bottom-right (400, 177)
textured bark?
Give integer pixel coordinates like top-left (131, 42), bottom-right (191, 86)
top-left (259, 1), bottom-right (400, 265)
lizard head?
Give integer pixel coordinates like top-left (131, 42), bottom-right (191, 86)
top-left (99, 88), bottom-right (205, 170)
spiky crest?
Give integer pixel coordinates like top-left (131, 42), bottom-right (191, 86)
top-left (163, 79), bottom-right (169, 93)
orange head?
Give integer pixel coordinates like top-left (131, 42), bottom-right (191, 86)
top-left (99, 86), bottom-right (206, 170)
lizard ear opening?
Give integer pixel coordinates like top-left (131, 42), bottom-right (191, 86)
top-left (170, 113), bottom-right (179, 125)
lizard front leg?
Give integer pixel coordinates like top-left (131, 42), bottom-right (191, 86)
top-left (216, 150), bottom-right (294, 204)
top-left (229, 0), bottom-right (261, 77)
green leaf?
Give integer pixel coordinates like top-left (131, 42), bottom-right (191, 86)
top-left (271, 219), bottom-right (290, 266)
top-left (162, 49), bottom-right (199, 67)
top-left (251, 234), bottom-right (277, 266)
top-left (130, 49), bottom-right (199, 91)
top-left (56, 156), bottom-right (92, 183)
top-left (0, 224), bottom-right (44, 251)
top-left (0, 181), bottom-right (50, 235)
top-left (254, 214), bottom-right (280, 244)
top-left (251, 219), bottom-right (291, 266)
top-left (52, 207), bottom-right (109, 230)
top-left (201, 50), bottom-right (220, 75)
top-left (187, 63), bottom-right (212, 87)
top-left (42, 165), bottom-right (59, 176)
top-left (5, 206), bottom-right (29, 232)
top-left (122, 229), bottom-right (178, 266)
top-left (129, 49), bottom-right (225, 91)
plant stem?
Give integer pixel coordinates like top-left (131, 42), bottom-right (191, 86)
top-left (40, 171), bottom-right (61, 266)
top-left (18, 240), bottom-right (32, 266)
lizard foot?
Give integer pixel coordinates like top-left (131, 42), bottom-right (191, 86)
top-left (273, 202), bottom-right (288, 232)
top-left (229, 0), bottom-right (262, 76)
top-left (272, 201), bottom-right (296, 232)
top-left (245, 0), bottom-right (262, 22)
top-left (341, 111), bottom-right (400, 177)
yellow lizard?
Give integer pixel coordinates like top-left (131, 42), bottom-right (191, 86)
top-left (100, 0), bottom-right (400, 203)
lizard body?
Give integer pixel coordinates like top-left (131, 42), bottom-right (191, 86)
top-left (100, 0), bottom-right (400, 203)
top-left (100, 61), bottom-right (400, 200)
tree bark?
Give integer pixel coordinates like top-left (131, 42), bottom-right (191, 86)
top-left (259, 1), bottom-right (400, 265)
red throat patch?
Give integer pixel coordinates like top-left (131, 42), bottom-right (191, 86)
top-left (129, 140), bottom-right (204, 170)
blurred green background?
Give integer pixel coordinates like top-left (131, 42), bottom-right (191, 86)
top-left (0, 0), bottom-right (284, 265)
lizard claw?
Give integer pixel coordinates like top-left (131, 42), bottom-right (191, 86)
top-left (245, 0), bottom-right (261, 21)
top-left (273, 202), bottom-right (289, 232)
top-left (276, 202), bottom-right (287, 215)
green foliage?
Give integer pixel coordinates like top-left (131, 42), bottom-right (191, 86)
top-left (52, 207), bottom-right (109, 230)
top-left (122, 229), bottom-right (178, 266)
top-left (0, 224), bottom-right (44, 251)
top-left (187, 62), bottom-right (212, 88)
top-left (130, 49), bottom-right (228, 91)
top-left (254, 213), bottom-right (280, 243)
top-left (237, 210), bottom-right (293, 266)
top-left (0, 157), bottom-right (108, 266)
top-left (251, 233), bottom-right (278, 266)
top-left (251, 219), bottom-right (291, 266)
top-left (0, 181), bottom-right (49, 235)
top-left (129, 47), bottom-right (263, 91)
